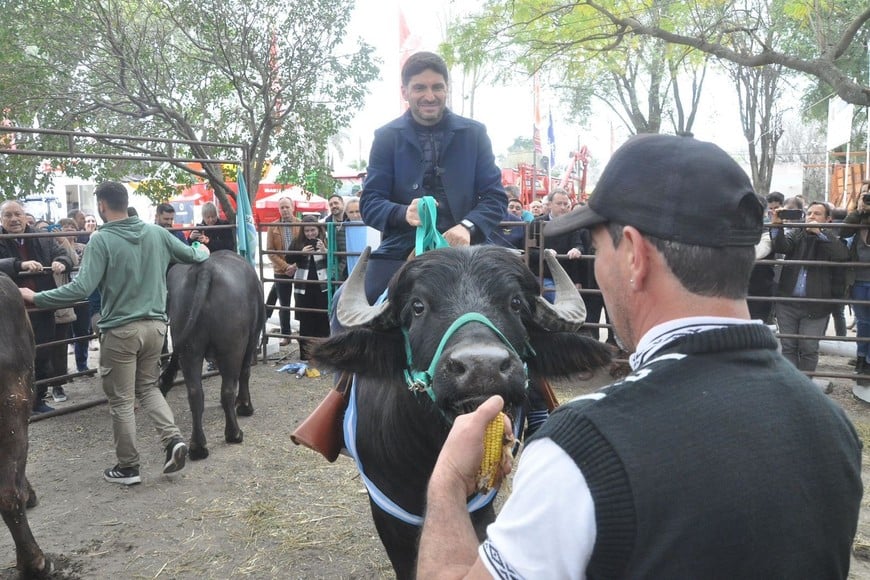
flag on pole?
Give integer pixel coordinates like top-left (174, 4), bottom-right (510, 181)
top-left (236, 170), bottom-right (258, 267)
top-left (826, 97), bottom-right (854, 150)
top-left (398, 5), bottom-right (422, 114)
top-left (532, 74), bottom-right (542, 155)
top-left (547, 109), bottom-right (556, 168)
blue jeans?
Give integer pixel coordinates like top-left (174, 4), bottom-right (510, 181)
top-left (541, 278), bottom-right (555, 304)
top-left (852, 282), bottom-right (870, 360)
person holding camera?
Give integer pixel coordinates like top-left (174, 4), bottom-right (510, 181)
top-left (188, 202), bottom-right (236, 253)
top-left (771, 201), bottom-right (849, 374)
top-left (288, 216), bottom-right (330, 364)
top-left (840, 180), bottom-right (870, 383)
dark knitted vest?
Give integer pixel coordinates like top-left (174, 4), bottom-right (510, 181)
top-left (533, 325), bottom-right (862, 579)
top-left (414, 118), bottom-right (454, 230)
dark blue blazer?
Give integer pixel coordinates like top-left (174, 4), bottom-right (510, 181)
top-left (360, 109), bottom-right (506, 259)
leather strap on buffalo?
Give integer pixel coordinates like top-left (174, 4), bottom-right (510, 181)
top-left (290, 371), bottom-right (353, 462)
top-left (531, 375), bottom-right (560, 412)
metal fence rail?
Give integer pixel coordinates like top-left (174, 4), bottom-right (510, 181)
top-left (9, 216), bottom-right (870, 397)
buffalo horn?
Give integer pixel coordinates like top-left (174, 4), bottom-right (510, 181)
top-left (533, 250), bottom-right (587, 332)
top-left (336, 246), bottom-right (391, 328)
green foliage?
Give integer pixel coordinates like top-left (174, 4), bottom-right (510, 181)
top-left (134, 180), bottom-right (182, 204)
top-left (0, 0), bottom-right (379, 217)
top-left (508, 136), bottom-right (534, 153)
top-left (444, 0), bottom-right (710, 135)
top-left (275, 165), bottom-right (338, 197)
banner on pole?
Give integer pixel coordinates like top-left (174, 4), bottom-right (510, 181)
top-left (533, 75), bottom-right (542, 155)
top-left (826, 97), bottom-right (854, 151)
top-left (236, 171), bottom-right (258, 267)
top-left (547, 109), bottom-right (556, 168)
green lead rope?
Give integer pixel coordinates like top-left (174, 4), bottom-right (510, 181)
top-left (415, 196), bottom-right (449, 256)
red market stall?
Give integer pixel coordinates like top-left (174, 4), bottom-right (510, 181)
top-left (253, 186), bottom-right (328, 224)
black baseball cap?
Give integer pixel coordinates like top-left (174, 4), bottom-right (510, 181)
top-left (545, 134), bottom-right (764, 247)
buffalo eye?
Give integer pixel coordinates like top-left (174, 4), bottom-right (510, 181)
top-left (510, 296), bottom-right (522, 313)
top-left (412, 299), bottom-right (425, 316)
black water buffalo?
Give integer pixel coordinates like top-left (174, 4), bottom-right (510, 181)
top-left (0, 273), bottom-right (51, 578)
top-left (161, 251), bottom-right (265, 460)
top-left (313, 245), bottom-right (611, 578)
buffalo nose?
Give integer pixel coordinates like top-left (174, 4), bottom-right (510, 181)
top-left (444, 344), bottom-right (517, 388)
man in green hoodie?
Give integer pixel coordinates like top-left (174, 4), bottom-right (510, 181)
top-left (20, 181), bottom-right (211, 485)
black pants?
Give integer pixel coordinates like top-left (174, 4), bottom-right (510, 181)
top-left (71, 301), bottom-right (91, 371)
top-left (48, 321), bottom-right (71, 388)
top-left (29, 310), bottom-right (55, 408)
top-left (274, 275), bottom-right (294, 334)
top-left (364, 258), bottom-right (406, 305)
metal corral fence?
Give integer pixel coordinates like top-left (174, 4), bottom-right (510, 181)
top-left (9, 217), bottom-right (870, 406)
top-left (0, 228), bottom-right (99, 387)
top-left (258, 217), bottom-right (870, 383)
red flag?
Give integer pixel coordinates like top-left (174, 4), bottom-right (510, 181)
top-left (398, 5), bottom-right (423, 114)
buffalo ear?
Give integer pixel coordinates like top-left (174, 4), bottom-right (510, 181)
top-left (526, 332), bottom-right (612, 377)
top-left (311, 329), bottom-right (405, 378)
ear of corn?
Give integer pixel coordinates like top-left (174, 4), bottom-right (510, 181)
top-left (476, 412), bottom-right (512, 492)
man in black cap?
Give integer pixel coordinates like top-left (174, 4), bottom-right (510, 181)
top-left (417, 134), bottom-right (862, 578)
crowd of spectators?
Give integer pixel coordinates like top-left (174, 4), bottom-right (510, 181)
top-left (483, 183), bottom-right (869, 386)
top-left (0, 199), bottom-right (239, 414)
top-left (6, 179), bottom-right (868, 411)
top-left (735, 184), bottom-right (870, 385)
top-left (0, 203), bottom-right (97, 412)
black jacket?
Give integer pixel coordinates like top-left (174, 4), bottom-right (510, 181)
top-left (0, 226), bottom-right (73, 292)
top-left (528, 216), bottom-right (586, 283)
top-left (772, 226), bottom-right (848, 316)
top-left (191, 219), bottom-right (236, 253)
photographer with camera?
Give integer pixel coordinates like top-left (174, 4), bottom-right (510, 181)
top-left (840, 180), bottom-right (870, 383)
top-left (288, 216), bottom-right (330, 367)
top-left (771, 201), bottom-right (849, 375)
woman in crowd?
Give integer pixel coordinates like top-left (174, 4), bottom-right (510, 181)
top-left (46, 218), bottom-right (82, 402)
top-left (288, 216), bottom-right (330, 367)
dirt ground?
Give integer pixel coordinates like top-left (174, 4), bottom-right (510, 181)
top-left (4, 339), bottom-right (870, 579)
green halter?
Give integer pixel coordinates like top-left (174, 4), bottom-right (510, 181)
top-left (402, 312), bottom-right (533, 403)
top-left (402, 196), bottom-right (533, 404)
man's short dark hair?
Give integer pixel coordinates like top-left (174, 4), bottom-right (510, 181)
top-left (808, 201), bottom-right (831, 218)
top-left (328, 194), bottom-right (344, 203)
top-left (67, 209), bottom-right (83, 219)
top-left (127, 206), bottom-right (139, 217)
top-left (546, 189), bottom-right (569, 203)
top-left (95, 181), bottom-right (129, 212)
top-left (784, 196), bottom-right (804, 210)
top-left (766, 191), bottom-right (785, 205)
top-left (401, 52), bottom-right (449, 86)
top-left (155, 203), bottom-right (175, 215)
top-left (605, 191), bottom-right (760, 299)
